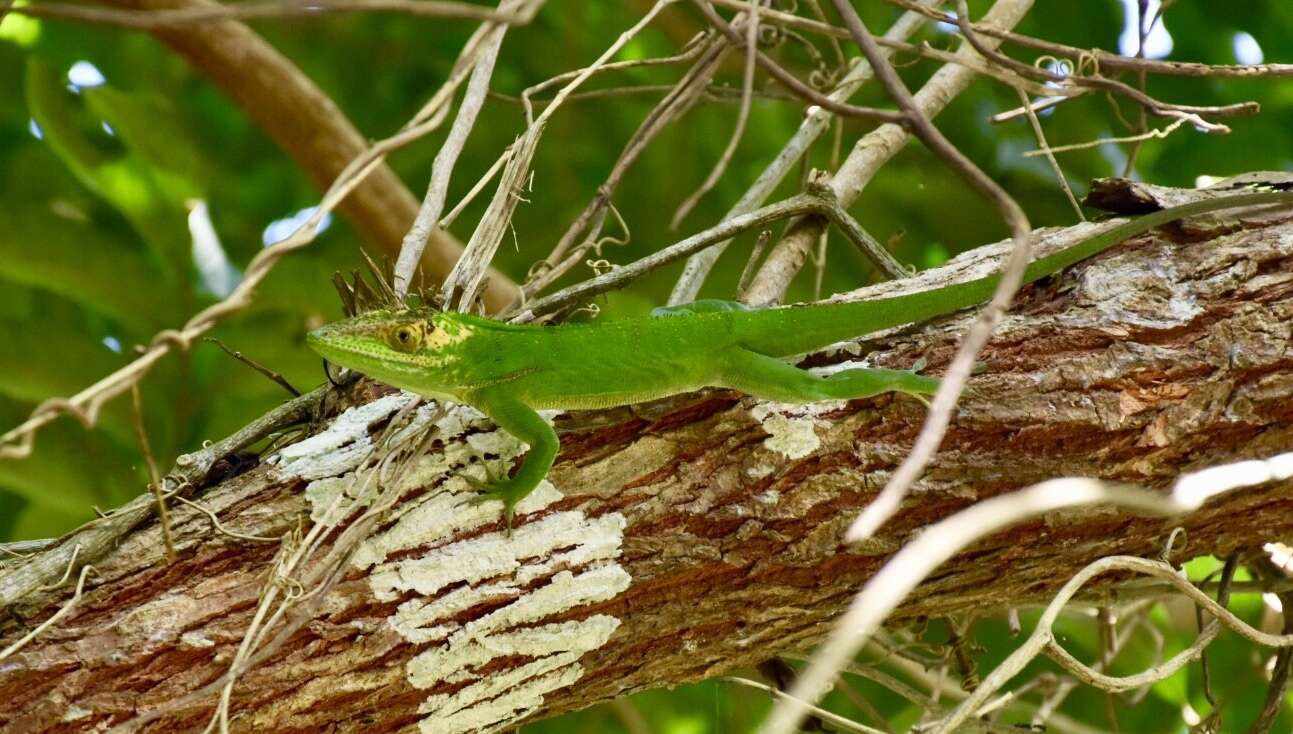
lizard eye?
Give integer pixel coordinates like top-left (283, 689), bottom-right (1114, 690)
top-left (387, 323), bottom-right (423, 353)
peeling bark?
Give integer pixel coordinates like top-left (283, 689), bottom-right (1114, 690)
top-left (3, 204), bottom-right (1293, 733)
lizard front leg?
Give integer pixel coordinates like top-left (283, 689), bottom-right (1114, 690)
top-left (468, 389), bottom-right (558, 526)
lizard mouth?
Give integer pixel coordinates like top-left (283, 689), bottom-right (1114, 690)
top-left (306, 326), bottom-right (374, 373)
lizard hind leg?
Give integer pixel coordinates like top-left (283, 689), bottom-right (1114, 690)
top-left (715, 347), bottom-right (938, 403)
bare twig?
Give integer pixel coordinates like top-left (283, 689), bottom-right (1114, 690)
top-left (129, 401), bottom-right (445, 732)
top-left (725, 676), bottom-right (889, 734)
top-left (130, 385), bottom-right (176, 559)
top-left (0, 0), bottom-right (523, 463)
top-left (0, 563), bottom-right (95, 661)
top-left (1016, 88), bottom-right (1084, 220)
top-left (0, 387), bottom-right (324, 615)
top-left (443, 0), bottom-right (675, 311)
top-left (881, 0), bottom-right (1293, 78)
top-left (515, 190), bottom-right (906, 320)
top-left (519, 31), bottom-right (708, 124)
top-left (393, 0), bottom-right (520, 298)
top-left (98, 0), bottom-right (520, 310)
top-left (205, 337), bottom-right (301, 397)
top-left (442, 128), bottom-right (542, 311)
top-left (830, 0), bottom-right (1035, 545)
top-left (669, 0), bottom-right (762, 230)
top-left (1022, 118), bottom-right (1188, 157)
top-left (692, 2), bottom-right (906, 125)
top-left (5, 0), bottom-right (529, 28)
top-left (172, 495), bottom-right (283, 544)
top-left (1249, 560), bottom-right (1293, 734)
top-left (735, 230), bottom-right (772, 299)
top-left (939, 0), bottom-right (1251, 133)
top-left (669, 0), bottom-right (937, 304)
top-left (741, 0), bottom-right (1035, 305)
top-left (518, 34), bottom-right (733, 304)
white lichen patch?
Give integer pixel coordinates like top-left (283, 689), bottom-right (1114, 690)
top-left (272, 392), bottom-right (418, 480)
top-left (179, 631), bottom-right (215, 649)
top-left (750, 398), bottom-right (846, 460)
top-left (360, 482), bottom-right (629, 734)
top-left (61, 705), bottom-right (92, 722)
top-left (275, 393), bottom-right (625, 733)
top-left (294, 400), bottom-right (525, 526)
top-left (413, 616), bottom-right (620, 734)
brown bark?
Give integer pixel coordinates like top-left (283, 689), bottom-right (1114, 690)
top-left (3, 203), bottom-right (1293, 733)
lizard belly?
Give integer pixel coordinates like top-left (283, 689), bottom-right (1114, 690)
top-left (527, 382), bottom-right (712, 410)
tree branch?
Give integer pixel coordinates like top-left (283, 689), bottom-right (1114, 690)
top-left (4, 199), bottom-right (1293, 732)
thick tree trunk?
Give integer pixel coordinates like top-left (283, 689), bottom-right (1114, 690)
top-left (3, 193), bottom-right (1293, 733)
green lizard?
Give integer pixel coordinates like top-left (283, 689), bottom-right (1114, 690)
top-left (308, 190), bottom-right (1293, 520)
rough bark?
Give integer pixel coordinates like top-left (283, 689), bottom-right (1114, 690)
top-left (3, 201), bottom-right (1293, 733)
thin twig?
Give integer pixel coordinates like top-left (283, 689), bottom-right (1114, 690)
top-left (0, 2), bottom-right (515, 463)
top-left (692, 1), bottom-right (906, 125)
top-left (518, 34), bottom-right (733, 305)
top-left (515, 190), bottom-right (905, 320)
top-left (1120, 2), bottom-right (1152, 177)
top-left (140, 402), bottom-right (442, 733)
top-left (726, 676), bottom-right (889, 734)
top-left (0, 564), bottom-right (95, 661)
top-left (0, 387), bottom-right (324, 615)
top-left (832, 0), bottom-right (1035, 545)
top-left (1248, 559), bottom-right (1293, 734)
top-left (759, 468), bottom-right (1276, 734)
top-left (735, 230), bottom-right (772, 299)
top-left (439, 145), bottom-right (513, 230)
top-left (740, 0), bottom-right (1034, 306)
top-left (1016, 87), bottom-right (1084, 220)
top-left (941, 0), bottom-right (1250, 132)
top-left (5, 0), bottom-right (528, 28)
top-left (130, 385), bottom-right (176, 558)
top-left (520, 32), bottom-right (709, 123)
top-left (393, 0), bottom-right (519, 298)
top-left (669, 0), bottom-right (762, 230)
top-left (1022, 118), bottom-right (1187, 157)
top-left (669, 0), bottom-right (938, 305)
top-left (205, 337), bottom-right (301, 397)
top-left (173, 495), bottom-right (283, 544)
top-left (882, 0), bottom-right (1293, 78)
top-left (442, 0), bottom-right (675, 311)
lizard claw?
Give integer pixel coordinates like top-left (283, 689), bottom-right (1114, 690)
top-left (462, 469), bottom-right (527, 535)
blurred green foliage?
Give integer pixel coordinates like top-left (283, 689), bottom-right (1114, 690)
top-left (1, 0), bottom-right (1291, 730)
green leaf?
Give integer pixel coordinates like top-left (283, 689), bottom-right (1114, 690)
top-left (0, 398), bottom-right (139, 519)
top-left (0, 198), bottom-right (175, 329)
top-left (25, 58), bottom-right (195, 280)
top-left (84, 84), bottom-right (209, 190)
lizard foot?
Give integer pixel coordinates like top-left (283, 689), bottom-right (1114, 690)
top-left (463, 471), bottom-right (535, 533)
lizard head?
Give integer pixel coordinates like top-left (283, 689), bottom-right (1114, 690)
top-left (307, 307), bottom-right (475, 397)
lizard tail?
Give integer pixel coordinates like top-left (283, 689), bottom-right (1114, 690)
top-left (733, 189), bottom-right (1293, 358)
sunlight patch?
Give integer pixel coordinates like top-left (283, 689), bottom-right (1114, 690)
top-left (1232, 31), bottom-right (1263, 65)
top-left (67, 61), bottom-right (107, 90)
top-left (1117, 0), bottom-right (1173, 59)
top-left (263, 205), bottom-right (332, 247)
